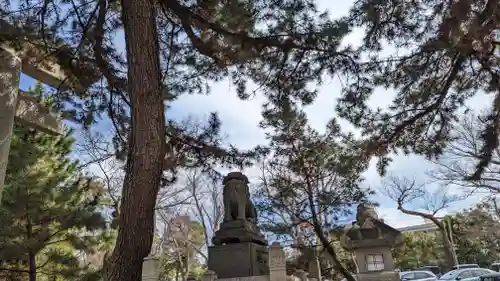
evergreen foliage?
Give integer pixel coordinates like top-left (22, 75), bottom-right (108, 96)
top-left (340, 0), bottom-right (500, 178)
top-left (392, 232), bottom-right (444, 271)
top-left (391, 199), bottom-right (500, 272)
top-left (0, 86), bottom-right (107, 281)
top-left (255, 104), bottom-right (372, 281)
top-left (450, 200), bottom-right (500, 267)
top-left (3, 0), bottom-right (499, 279)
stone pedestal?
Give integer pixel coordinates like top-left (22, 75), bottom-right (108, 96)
top-left (142, 256), bottom-right (161, 281)
top-left (0, 47), bottom-right (21, 200)
top-left (212, 220), bottom-right (267, 246)
top-left (208, 242), bottom-right (269, 278)
top-left (202, 270), bottom-right (217, 281)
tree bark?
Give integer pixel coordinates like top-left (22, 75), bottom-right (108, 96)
top-left (440, 227), bottom-right (457, 270)
top-left (26, 215), bottom-right (37, 281)
top-left (305, 183), bottom-right (355, 281)
top-left (105, 0), bottom-right (165, 279)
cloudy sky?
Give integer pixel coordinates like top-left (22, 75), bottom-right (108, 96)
top-left (18, 0), bottom-right (491, 229)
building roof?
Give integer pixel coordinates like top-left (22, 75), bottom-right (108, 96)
top-left (397, 222), bottom-right (439, 233)
top-left (396, 218), bottom-right (443, 233)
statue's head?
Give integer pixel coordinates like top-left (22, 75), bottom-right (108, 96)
top-left (356, 203), bottom-right (378, 225)
top-left (223, 172), bottom-right (249, 185)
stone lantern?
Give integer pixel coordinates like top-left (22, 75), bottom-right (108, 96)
top-left (340, 204), bottom-right (404, 281)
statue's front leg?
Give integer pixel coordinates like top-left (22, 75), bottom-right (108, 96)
top-left (237, 192), bottom-right (246, 220)
top-left (251, 204), bottom-right (258, 222)
top-left (223, 192), bottom-right (232, 222)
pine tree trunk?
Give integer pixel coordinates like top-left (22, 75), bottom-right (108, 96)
top-left (26, 216), bottom-right (36, 281)
top-left (28, 252), bottom-right (36, 281)
top-left (105, 0), bottom-right (165, 279)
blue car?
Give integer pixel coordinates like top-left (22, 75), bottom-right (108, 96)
top-left (438, 268), bottom-right (496, 281)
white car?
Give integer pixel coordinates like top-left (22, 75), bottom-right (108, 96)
top-left (438, 268), bottom-right (496, 281)
top-left (400, 270), bottom-right (438, 281)
top-left (340, 270), bottom-right (437, 281)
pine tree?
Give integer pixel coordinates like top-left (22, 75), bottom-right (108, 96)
top-left (1, 0), bottom-right (358, 278)
top-left (338, 0), bottom-right (500, 178)
top-left (451, 200), bottom-right (500, 267)
top-left (0, 113), bottom-right (107, 281)
top-left (255, 102), bottom-right (372, 281)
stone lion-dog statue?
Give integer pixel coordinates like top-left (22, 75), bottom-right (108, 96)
top-left (222, 172), bottom-right (257, 223)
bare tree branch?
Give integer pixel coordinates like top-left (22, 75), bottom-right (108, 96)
top-left (185, 169), bottom-right (223, 248)
top-left (381, 175), bottom-right (462, 269)
top-left (429, 112), bottom-right (500, 194)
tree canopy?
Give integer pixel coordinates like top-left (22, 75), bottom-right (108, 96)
top-left (255, 103), bottom-right (372, 281)
top-left (2, 0), bottom-right (500, 280)
top-left (0, 85), bottom-right (108, 281)
top-left (340, 0), bottom-right (500, 177)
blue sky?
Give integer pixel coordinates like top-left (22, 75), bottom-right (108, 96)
top-left (17, 0), bottom-right (491, 229)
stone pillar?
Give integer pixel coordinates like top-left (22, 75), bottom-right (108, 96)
top-left (0, 47), bottom-right (21, 201)
top-left (142, 256), bottom-right (161, 281)
top-left (269, 242), bottom-right (286, 281)
top-left (307, 254), bottom-right (321, 281)
top-left (202, 270), bottom-right (217, 281)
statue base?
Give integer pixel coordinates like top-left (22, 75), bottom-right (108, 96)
top-left (212, 219), bottom-right (267, 246)
top-left (208, 241), bottom-right (269, 278)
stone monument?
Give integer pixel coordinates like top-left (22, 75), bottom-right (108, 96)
top-left (208, 171), bottom-right (269, 278)
top-left (340, 204), bottom-right (403, 281)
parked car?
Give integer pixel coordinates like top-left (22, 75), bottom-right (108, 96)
top-left (491, 262), bottom-right (500, 272)
top-left (481, 273), bottom-right (500, 281)
top-left (340, 271), bottom-right (437, 281)
top-left (416, 266), bottom-right (442, 277)
top-left (438, 268), bottom-right (496, 281)
top-left (401, 270), bottom-right (438, 281)
top-left (452, 264), bottom-right (480, 270)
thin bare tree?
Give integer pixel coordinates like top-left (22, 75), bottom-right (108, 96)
top-left (156, 212), bottom-right (206, 281)
top-left (430, 112), bottom-right (500, 194)
top-left (77, 130), bottom-right (124, 216)
top-left (77, 130), bottom-right (192, 219)
top-left (185, 169), bottom-right (223, 249)
top-left (381, 176), bottom-right (463, 269)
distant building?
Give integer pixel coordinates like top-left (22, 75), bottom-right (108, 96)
top-left (396, 218), bottom-right (442, 233)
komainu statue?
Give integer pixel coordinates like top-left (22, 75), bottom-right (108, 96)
top-left (222, 172), bottom-right (257, 223)
top-left (356, 203), bottom-right (378, 225)
top-left (211, 171), bottom-right (266, 246)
